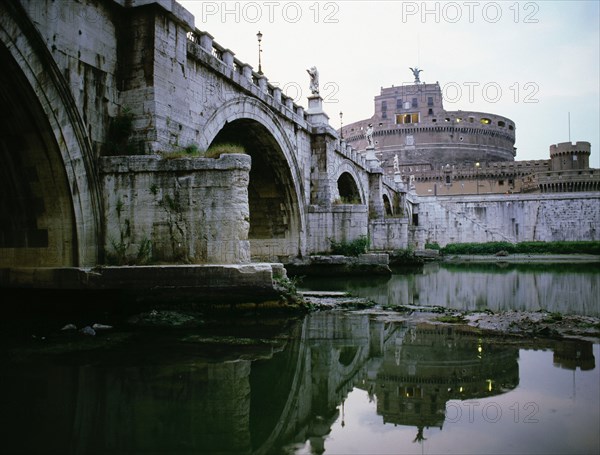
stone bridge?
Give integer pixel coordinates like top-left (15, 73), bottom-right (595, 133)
top-left (0, 0), bottom-right (409, 271)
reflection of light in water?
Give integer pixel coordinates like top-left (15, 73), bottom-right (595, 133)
top-left (486, 379), bottom-right (493, 392)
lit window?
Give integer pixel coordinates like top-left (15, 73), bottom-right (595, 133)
top-left (481, 118), bottom-right (491, 125)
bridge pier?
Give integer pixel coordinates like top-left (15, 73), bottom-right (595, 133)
top-left (99, 154), bottom-right (252, 265)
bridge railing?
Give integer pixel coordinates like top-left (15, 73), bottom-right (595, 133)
top-left (336, 139), bottom-right (367, 170)
top-left (187, 29), bottom-right (309, 126)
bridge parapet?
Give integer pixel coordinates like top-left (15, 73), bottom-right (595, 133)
top-left (187, 29), bottom-right (319, 131)
top-left (334, 140), bottom-right (367, 170)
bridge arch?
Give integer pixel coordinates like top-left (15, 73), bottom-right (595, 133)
top-left (333, 163), bottom-right (366, 205)
top-left (0, 2), bottom-right (101, 267)
top-left (201, 96), bottom-right (306, 261)
top-left (382, 187), bottom-right (396, 216)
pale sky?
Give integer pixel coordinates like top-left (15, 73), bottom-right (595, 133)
top-left (181, 0), bottom-right (600, 166)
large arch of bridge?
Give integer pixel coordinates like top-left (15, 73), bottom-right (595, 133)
top-left (200, 96), bottom-right (306, 261)
top-left (0, 2), bottom-right (101, 267)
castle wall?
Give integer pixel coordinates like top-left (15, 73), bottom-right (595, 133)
top-left (415, 193), bottom-right (600, 247)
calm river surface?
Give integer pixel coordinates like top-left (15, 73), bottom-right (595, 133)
top-left (0, 263), bottom-right (598, 455)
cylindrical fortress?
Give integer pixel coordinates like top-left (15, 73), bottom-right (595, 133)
top-left (341, 82), bottom-right (516, 173)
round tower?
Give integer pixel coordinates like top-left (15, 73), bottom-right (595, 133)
top-left (341, 79), bottom-right (516, 173)
top-left (549, 141), bottom-right (591, 171)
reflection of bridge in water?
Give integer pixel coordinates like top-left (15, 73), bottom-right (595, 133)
top-left (14, 314), bottom-right (598, 454)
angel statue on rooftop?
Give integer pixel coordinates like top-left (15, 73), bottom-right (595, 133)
top-left (410, 67), bottom-right (423, 84)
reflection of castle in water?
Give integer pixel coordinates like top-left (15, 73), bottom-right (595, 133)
top-left (366, 323), bottom-right (519, 435)
top-left (2, 313), bottom-right (595, 454)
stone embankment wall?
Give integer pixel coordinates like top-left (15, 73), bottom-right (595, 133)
top-left (415, 192), bottom-right (600, 247)
top-left (100, 154), bottom-right (251, 264)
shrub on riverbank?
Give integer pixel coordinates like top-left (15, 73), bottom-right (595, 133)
top-left (329, 236), bottom-right (370, 256)
top-left (440, 240), bottom-right (600, 256)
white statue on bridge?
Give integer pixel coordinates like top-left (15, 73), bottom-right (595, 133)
top-left (393, 153), bottom-right (400, 173)
top-left (365, 123), bottom-right (374, 148)
top-left (307, 66), bottom-right (319, 95)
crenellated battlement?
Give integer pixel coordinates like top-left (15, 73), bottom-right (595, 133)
top-left (549, 141), bottom-right (591, 171)
top-left (550, 141), bottom-right (591, 157)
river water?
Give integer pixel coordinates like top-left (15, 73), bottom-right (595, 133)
top-left (0, 263), bottom-right (598, 454)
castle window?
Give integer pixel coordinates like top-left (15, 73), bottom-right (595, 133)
top-left (509, 125), bottom-right (514, 130)
top-left (412, 97), bottom-right (418, 108)
top-left (498, 121), bottom-right (506, 127)
top-left (428, 108), bottom-right (433, 116)
top-left (445, 175), bottom-right (451, 184)
top-left (382, 101), bottom-right (387, 111)
top-left (396, 113), bottom-right (419, 124)
top-left (469, 117), bottom-right (475, 123)
top-left (480, 118), bottom-right (491, 125)
top-left (396, 99), bottom-right (403, 110)
top-left (428, 97), bottom-right (434, 106)
top-left (382, 111), bottom-right (387, 119)
top-left (499, 180), bottom-right (504, 185)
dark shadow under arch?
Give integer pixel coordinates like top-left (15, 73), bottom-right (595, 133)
top-left (337, 172), bottom-right (362, 204)
top-left (209, 119), bottom-right (302, 261)
top-left (0, 43), bottom-right (76, 266)
top-left (383, 194), bottom-right (393, 216)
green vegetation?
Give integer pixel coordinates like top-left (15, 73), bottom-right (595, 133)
top-left (106, 198), bottom-right (153, 266)
top-left (273, 275), bottom-right (308, 309)
top-left (542, 312), bottom-right (563, 323)
top-left (440, 241), bottom-right (600, 256)
top-left (389, 247), bottom-right (424, 267)
top-left (425, 242), bottom-right (441, 250)
top-left (204, 143), bottom-right (245, 158)
top-left (434, 314), bottom-right (467, 324)
top-left (333, 196), bottom-right (362, 205)
top-left (104, 107), bottom-right (137, 156)
top-left (329, 236), bottom-right (370, 256)
top-left (161, 142), bottom-right (245, 159)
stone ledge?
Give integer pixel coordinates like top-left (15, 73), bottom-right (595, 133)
top-left (98, 154), bottom-right (251, 173)
top-left (0, 264), bottom-right (287, 304)
top-left (286, 254), bottom-right (391, 277)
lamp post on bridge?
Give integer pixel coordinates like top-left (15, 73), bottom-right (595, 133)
top-left (256, 31), bottom-right (263, 75)
top-left (340, 111), bottom-right (344, 139)
top-left (475, 162), bottom-right (480, 195)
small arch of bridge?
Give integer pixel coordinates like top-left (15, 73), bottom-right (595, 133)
top-left (381, 186), bottom-right (396, 216)
top-left (332, 162), bottom-right (367, 205)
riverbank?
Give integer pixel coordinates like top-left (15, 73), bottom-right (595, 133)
top-left (440, 253), bottom-right (600, 264)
